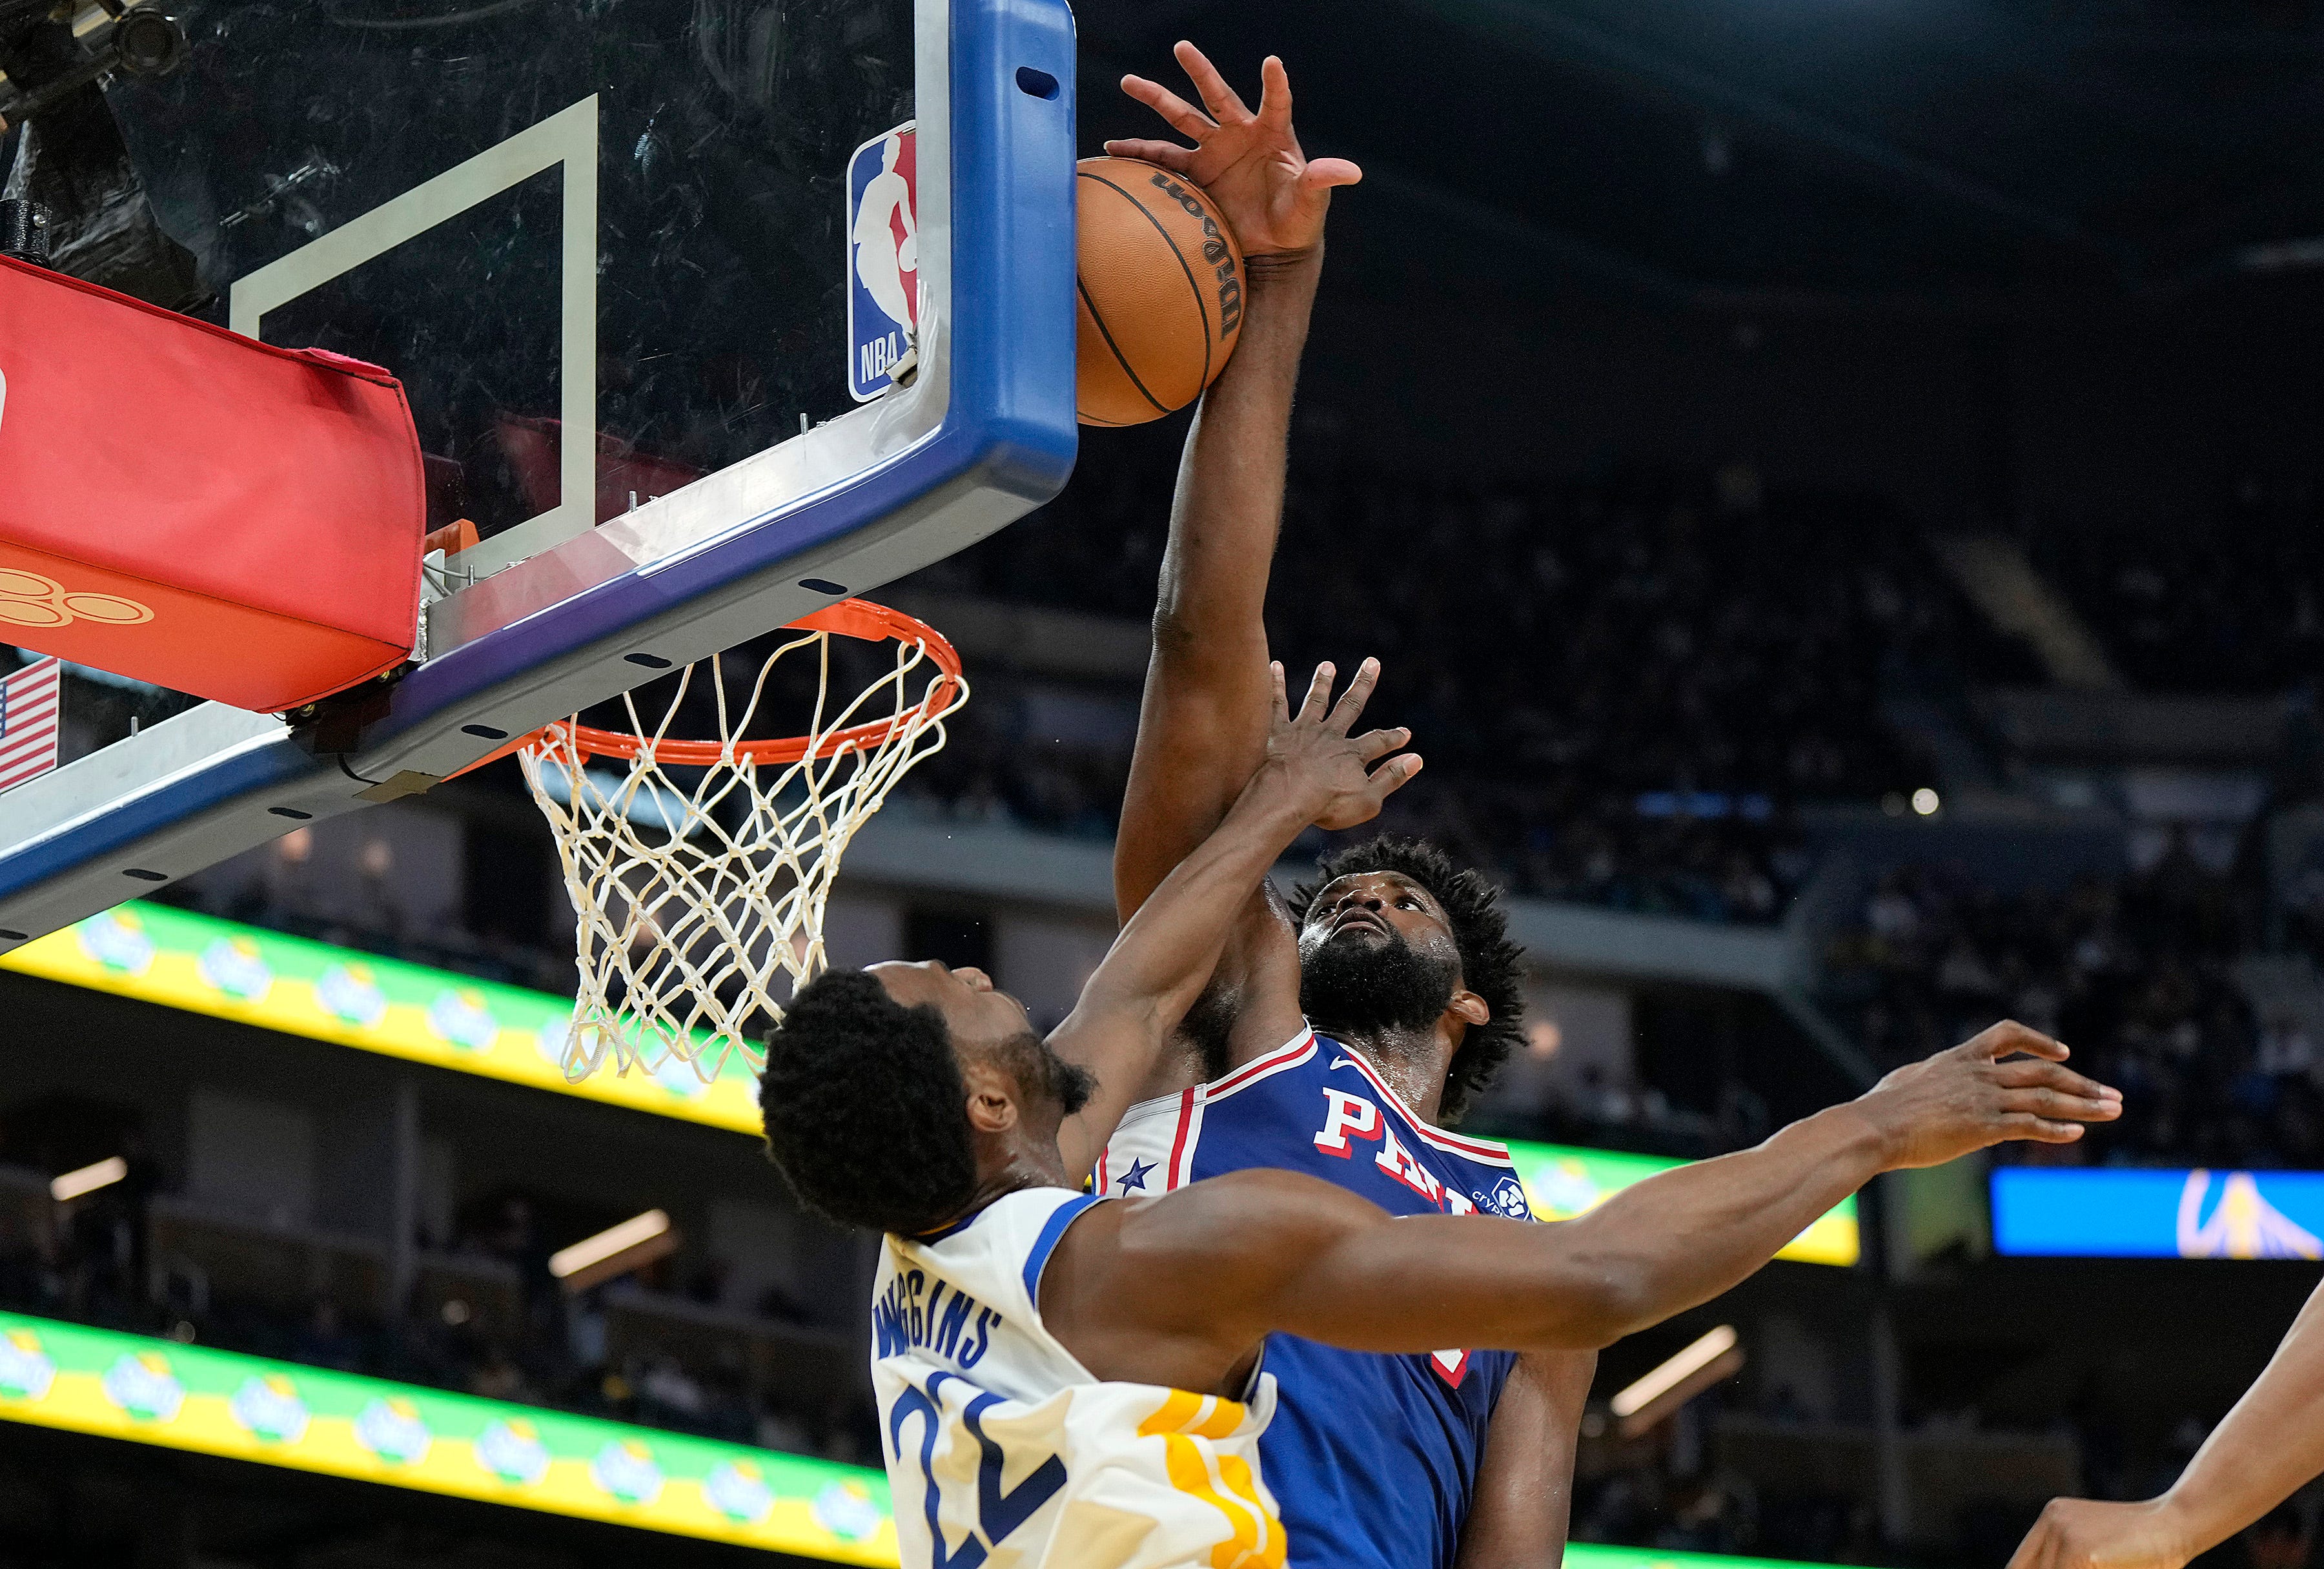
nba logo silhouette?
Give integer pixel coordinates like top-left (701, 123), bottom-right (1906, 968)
top-left (846, 123), bottom-right (919, 402)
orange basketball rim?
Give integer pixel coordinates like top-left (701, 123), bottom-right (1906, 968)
top-left (482, 598), bottom-right (964, 772)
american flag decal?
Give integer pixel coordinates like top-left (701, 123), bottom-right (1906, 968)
top-left (0, 657), bottom-right (62, 793)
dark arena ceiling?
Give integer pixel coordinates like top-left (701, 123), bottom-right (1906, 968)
top-left (1071, 0), bottom-right (2324, 308)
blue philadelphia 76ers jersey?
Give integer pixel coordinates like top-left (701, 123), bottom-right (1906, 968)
top-left (1099, 1028), bottom-right (1537, 1569)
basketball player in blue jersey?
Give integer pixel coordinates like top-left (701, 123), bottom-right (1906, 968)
top-left (757, 721), bottom-right (2123, 1569)
top-left (1096, 42), bottom-right (1592, 1569)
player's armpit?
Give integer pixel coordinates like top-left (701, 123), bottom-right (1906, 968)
top-left (1455, 1349), bottom-right (1598, 1569)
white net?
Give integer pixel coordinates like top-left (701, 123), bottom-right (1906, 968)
top-left (518, 606), bottom-right (967, 1083)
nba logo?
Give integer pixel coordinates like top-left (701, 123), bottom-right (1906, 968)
top-left (845, 122), bottom-right (919, 402)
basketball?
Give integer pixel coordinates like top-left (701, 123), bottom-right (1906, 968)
top-left (1075, 156), bottom-right (1245, 426)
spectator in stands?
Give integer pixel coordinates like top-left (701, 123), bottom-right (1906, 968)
top-left (1826, 854), bottom-right (2321, 1170)
top-left (884, 463), bottom-right (2015, 928)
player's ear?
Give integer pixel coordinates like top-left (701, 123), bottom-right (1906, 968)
top-left (1447, 989), bottom-right (1490, 1031)
top-left (961, 1057), bottom-right (1019, 1134)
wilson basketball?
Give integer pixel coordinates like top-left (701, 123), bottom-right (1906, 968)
top-left (1075, 157), bottom-right (1245, 426)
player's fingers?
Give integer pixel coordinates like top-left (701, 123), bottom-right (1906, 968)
top-left (1977, 1019), bottom-right (2067, 1061)
top-left (1993, 1058), bottom-right (2121, 1103)
top-left (1269, 661), bottom-right (1289, 724)
top-left (1298, 661), bottom-right (1336, 724)
top-left (1351, 726), bottom-right (1412, 763)
top-left (2000, 1085), bottom-right (2121, 1123)
top-left (1121, 75), bottom-right (1217, 138)
top-left (1325, 657), bottom-right (1381, 732)
top-left (1363, 754), bottom-right (1423, 805)
top-left (1103, 139), bottom-right (1199, 173)
top-left (2004, 1114), bottom-right (2088, 1145)
top-left (1256, 55), bottom-right (1293, 129)
top-left (1175, 39), bottom-right (1252, 123)
top-left (1301, 156), bottom-right (1364, 190)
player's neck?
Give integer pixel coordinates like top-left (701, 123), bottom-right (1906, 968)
top-left (957, 1137), bottom-right (1074, 1222)
top-left (1328, 1025), bottom-right (1454, 1127)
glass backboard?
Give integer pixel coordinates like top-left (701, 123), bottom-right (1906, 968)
top-left (0, 0), bottom-right (1077, 950)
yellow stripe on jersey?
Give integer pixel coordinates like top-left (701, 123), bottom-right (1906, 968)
top-left (1139, 1391), bottom-right (1285, 1569)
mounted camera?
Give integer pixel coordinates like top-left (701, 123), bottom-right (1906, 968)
top-left (0, 0), bottom-right (189, 128)
top-left (0, 0), bottom-right (202, 307)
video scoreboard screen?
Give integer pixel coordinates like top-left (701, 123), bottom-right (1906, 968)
top-left (1991, 1167), bottom-right (2324, 1259)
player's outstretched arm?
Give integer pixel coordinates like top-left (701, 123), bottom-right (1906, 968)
top-left (1046, 1023), bottom-right (2120, 1388)
top-left (1108, 44), bottom-right (1361, 928)
top-left (1052, 662), bottom-right (1417, 1178)
top-left (2009, 1277), bottom-right (2324, 1569)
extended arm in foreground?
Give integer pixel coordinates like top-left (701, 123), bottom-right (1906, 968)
top-left (1046, 1023), bottom-right (2122, 1390)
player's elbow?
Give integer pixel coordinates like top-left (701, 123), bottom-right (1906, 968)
top-left (1538, 1258), bottom-right (1668, 1350)
top-left (1149, 602), bottom-right (1207, 659)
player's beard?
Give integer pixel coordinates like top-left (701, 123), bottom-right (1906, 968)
top-left (1298, 926), bottom-right (1459, 1038)
top-left (1003, 1031), bottom-right (1096, 1116)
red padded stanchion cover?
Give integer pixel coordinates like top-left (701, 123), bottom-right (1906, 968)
top-left (0, 254), bottom-right (424, 713)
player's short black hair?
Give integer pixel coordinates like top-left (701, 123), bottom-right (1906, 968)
top-left (1290, 835), bottom-right (1527, 1125)
top-left (758, 969), bottom-right (977, 1235)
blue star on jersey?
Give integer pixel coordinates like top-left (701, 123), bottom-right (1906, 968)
top-left (1114, 1157), bottom-right (1156, 1193)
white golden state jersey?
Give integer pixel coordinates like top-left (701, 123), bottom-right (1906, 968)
top-left (872, 1187), bottom-right (1285, 1568)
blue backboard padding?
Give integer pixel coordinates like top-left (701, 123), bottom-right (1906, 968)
top-left (1990, 1167), bottom-right (2324, 1258)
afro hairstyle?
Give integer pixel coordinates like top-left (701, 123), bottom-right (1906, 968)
top-left (1289, 834), bottom-right (1526, 1125)
top-left (758, 968), bottom-right (978, 1235)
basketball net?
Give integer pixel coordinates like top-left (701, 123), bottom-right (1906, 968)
top-left (517, 601), bottom-right (966, 1083)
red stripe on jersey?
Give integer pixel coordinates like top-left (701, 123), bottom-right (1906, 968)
top-left (1165, 1086), bottom-right (1200, 1191)
top-left (1205, 1028), bottom-right (1318, 1099)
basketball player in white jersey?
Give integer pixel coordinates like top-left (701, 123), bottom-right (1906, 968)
top-left (757, 679), bottom-right (2125, 1568)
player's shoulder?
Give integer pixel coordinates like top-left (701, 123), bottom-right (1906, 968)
top-left (1420, 1131), bottom-right (1534, 1220)
top-left (903, 1186), bottom-right (1104, 1275)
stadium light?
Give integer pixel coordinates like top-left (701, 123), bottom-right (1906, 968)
top-left (48, 1156), bottom-right (128, 1202)
top-left (1911, 788), bottom-right (1941, 817)
top-left (1610, 1324), bottom-right (1742, 1437)
top-left (547, 1209), bottom-right (678, 1293)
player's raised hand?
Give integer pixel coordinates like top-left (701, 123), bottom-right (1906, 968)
top-left (1106, 43), bottom-right (1361, 256)
top-left (1258, 658), bottom-right (1419, 831)
top-left (2008, 1498), bottom-right (2194, 1569)
top-left (1851, 1020), bottom-right (2123, 1171)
